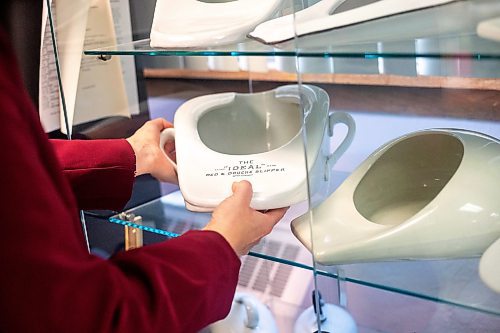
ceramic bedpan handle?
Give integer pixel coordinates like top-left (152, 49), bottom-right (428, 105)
top-left (327, 111), bottom-right (356, 167)
top-left (159, 128), bottom-right (177, 171)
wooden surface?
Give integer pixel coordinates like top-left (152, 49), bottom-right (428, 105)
top-left (143, 68), bottom-right (500, 91)
top-left (144, 78), bottom-right (500, 121)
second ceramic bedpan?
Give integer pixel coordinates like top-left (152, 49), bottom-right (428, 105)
top-left (291, 129), bottom-right (500, 265)
top-left (150, 0), bottom-right (284, 48)
top-left (249, 0), bottom-right (500, 48)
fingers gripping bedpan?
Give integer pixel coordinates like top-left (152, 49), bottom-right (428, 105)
top-left (160, 85), bottom-right (355, 212)
top-left (150, 0), bottom-right (285, 48)
top-left (291, 129), bottom-right (500, 265)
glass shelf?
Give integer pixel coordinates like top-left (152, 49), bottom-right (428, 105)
top-left (84, 33), bottom-right (500, 59)
top-left (84, 38), bottom-right (295, 57)
top-left (111, 191), bottom-right (500, 317)
top-left (110, 191), bottom-right (315, 270)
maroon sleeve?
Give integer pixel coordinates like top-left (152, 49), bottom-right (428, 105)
top-left (106, 230), bottom-right (240, 333)
top-left (0, 28), bottom-right (240, 333)
top-left (50, 138), bottom-right (136, 211)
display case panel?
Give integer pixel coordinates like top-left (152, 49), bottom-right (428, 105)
top-left (292, 8), bottom-right (500, 332)
top-left (46, 0), bottom-right (500, 331)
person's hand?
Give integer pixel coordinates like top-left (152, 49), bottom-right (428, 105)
top-left (203, 181), bottom-right (288, 257)
top-left (126, 118), bottom-right (178, 184)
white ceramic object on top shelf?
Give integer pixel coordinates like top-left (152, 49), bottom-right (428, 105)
top-left (159, 84), bottom-right (355, 212)
top-left (249, 0), bottom-right (500, 48)
top-left (249, 0), bottom-right (347, 44)
top-left (150, 0), bottom-right (285, 48)
top-left (477, 16), bottom-right (500, 42)
top-left (291, 129), bottom-right (500, 265)
top-left (479, 237), bottom-right (500, 293)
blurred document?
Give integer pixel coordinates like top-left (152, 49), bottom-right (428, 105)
top-left (39, 0), bottom-right (138, 134)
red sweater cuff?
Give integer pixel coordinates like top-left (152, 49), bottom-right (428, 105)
top-left (51, 139), bottom-right (136, 210)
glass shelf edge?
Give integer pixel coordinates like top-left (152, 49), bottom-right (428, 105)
top-left (107, 216), bottom-right (500, 317)
top-left (83, 38), bottom-right (500, 59)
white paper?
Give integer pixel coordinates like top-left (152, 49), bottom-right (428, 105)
top-left (39, 0), bottom-right (61, 133)
top-left (39, 0), bottom-right (138, 134)
top-left (73, 0), bottom-right (130, 126)
top-left (110, 0), bottom-right (140, 116)
top-left (55, 0), bottom-right (90, 135)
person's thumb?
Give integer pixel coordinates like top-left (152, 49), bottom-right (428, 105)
top-left (231, 180), bottom-right (253, 207)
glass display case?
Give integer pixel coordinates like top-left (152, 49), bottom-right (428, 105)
top-left (46, 0), bottom-right (500, 331)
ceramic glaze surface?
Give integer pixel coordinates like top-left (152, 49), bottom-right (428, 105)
top-left (479, 238), bottom-right (500, 293)
top-left (354, 133), bottom-right (463, 225)
top-left (197, 94), bottom-right (302, 155)
top-left (291, 129), bottom-right (500, 265)
top-left (205, 293), bottom-right (278, 333)
top-left (250, 0), bottom-right (500, 47)
top-left (477, 16), bottom-right (500, 42)
top-left (150, 0), bottom-right (285, 48)
top-left (249, 0), bottom-right (347, 45)
top-left (160, 85), bottom-right (355, 212)
top-left (293, 303), bottom-right (358, 333)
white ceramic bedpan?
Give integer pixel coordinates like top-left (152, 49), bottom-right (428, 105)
top-left (160, 85), bottom-right (355, 212)
top-left (291, 129), bottom-right (500, 265)
top-left (249, 0), bottom-right (500, 47)
top-left (150, 0), bottom-right (285, 48)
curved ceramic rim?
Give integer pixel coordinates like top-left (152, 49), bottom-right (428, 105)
top-left (249, 0), bottom-right (457, 45)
